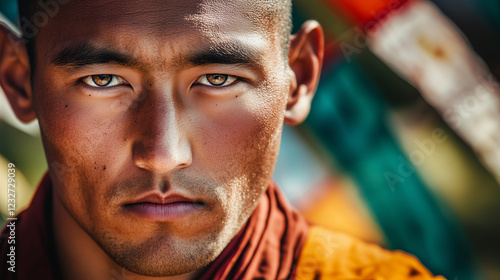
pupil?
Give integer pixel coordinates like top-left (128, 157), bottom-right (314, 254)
top-left (92, 75), bottom-right (112, 86)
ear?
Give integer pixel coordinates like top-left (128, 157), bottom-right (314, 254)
top-left (284, 20), bottom-right (324, 126)
top-left (0, 24), bottom-right (35, 123)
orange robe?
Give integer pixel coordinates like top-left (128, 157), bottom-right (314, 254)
top-left (1, 174), bottom-right (444, 279)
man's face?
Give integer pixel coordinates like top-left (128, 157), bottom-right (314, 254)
top-left (32, 0), bottom-right (291, 276)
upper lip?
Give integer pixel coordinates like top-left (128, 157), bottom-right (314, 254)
top-left (126, 193), bottom-right (198, 205)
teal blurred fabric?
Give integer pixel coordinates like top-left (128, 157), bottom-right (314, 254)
top-left (469, 0), bottom-right (500, 34)
top-left (304, 57), bottom-right (476, 279)
top-left (0, 0), bottom-right (17, 25)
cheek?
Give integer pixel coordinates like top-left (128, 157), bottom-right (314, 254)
top-left (190, 83), bottom-right (287, 181)
top-left (198, 87), bottom-right (287, 224)
top-left (34, 80), bottom-right (131, 215)
top-left (35, 75), bottom-right (130, 163)
top-left (38, 97), bottom-right (126, 174)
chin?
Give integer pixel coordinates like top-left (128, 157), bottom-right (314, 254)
top-left (92, 224), bottom-right (228, 277)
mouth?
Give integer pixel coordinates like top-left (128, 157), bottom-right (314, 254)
top-left (122, 194), bottom-right (206, 222)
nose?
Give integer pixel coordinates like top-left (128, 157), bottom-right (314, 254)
top-left (132, 94), bottom-right (192, 174)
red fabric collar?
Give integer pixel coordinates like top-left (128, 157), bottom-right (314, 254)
top-left (199, 182), bottom-right (310, 280)
top-left (1, 173), bottom-right (60, 280)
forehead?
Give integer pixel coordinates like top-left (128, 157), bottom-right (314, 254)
top-left (35, 0), bottom-right (281, 69)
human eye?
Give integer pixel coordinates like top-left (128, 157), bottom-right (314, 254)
top-left (81, 74), bottom-right (128, 88)
top-left (195, 74), bottom-right (238, 87)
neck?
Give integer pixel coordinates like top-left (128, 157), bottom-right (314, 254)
top-left (52, 191), bottom-right (201, 280)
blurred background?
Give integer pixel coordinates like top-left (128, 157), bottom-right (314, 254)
top-left (1, 0), bottom-right (500, 279)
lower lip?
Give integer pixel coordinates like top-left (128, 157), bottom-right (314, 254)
top-left (123, 202), bottom-right (205, 221)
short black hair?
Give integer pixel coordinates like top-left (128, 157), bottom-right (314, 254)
top-left (17, 0), bottom-right (293, 69)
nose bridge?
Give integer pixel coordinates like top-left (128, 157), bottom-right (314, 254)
top-left (133, 88), bottom-right (192, 173)
top-left (152, 97), bottom-right (181, 145)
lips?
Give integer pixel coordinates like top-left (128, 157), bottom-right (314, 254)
top-left (122, 193), bottom-right (205, 222)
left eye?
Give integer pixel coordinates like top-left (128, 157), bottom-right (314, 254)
top-left (81, 74), bottom-right (127, 87)
top-left (196, 74), bottom-right (237, 87)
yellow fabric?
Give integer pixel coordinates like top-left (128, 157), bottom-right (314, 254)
top-left (296, 226), bottom-right (446, 280)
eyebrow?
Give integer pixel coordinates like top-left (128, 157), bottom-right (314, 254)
top-left (51, 43), bottom-right (139, 69)
top-left (50, 41), bottom-right (262, 71)
top-left (184, 42), bottom-right (261, 67)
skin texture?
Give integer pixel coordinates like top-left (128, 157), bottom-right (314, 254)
top-left (0, 0), bottom-right (323, 279)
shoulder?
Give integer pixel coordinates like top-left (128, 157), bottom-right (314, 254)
top-left (295, 226), bottom-right (446, 280)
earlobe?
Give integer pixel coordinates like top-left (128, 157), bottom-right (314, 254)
top-left (0, 24), bottom-right (35, 123)
top-left (284, 20), bottom-right (324, 126)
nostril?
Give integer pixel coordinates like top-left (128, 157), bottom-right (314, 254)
top-left (132, 145), bottom-right (152, 171)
